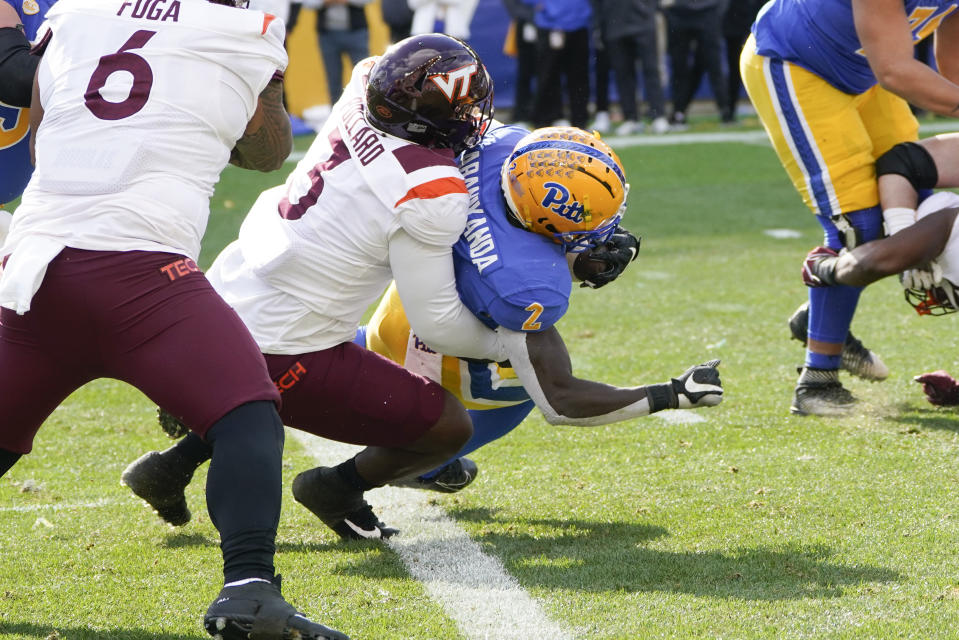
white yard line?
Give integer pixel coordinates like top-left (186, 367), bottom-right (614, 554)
top-left (284, 120), bottom-right (959, 163)
top-left (290, 430), bottom-right (575, 640)
top-left (0, 497), bottom-right (121, 513)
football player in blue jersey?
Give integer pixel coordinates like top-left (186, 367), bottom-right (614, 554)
top-left (122, 125), bottom-right (725, 538)
top-left (0, 0), bottom-right (54, 217)
top-left (361, 125), bottom-right (725, 493)
top-left (741, 0), bottom-right (959, 416)
top-left (802, 132), bottom-right (959, 407)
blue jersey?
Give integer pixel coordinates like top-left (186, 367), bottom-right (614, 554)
top-left (0, 0), bottom-right (56, 205)
top-left (452, 124), bottom-right (572, 333)
top-left (753, 0), bottom-right (958, 94)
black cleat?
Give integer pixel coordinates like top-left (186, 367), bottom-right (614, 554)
top-left (121, 450), bottom-right (194, 526)
top-left (790, 367), bottom-right (858, 416)
top-left (292, 466), bottom-right (398, 541)
top-left (787, 301), bottom-right (889, 381)
top-left (204, 575), bottom-right (350, 640)
top-left (390, 457), bottom-right (478, 493)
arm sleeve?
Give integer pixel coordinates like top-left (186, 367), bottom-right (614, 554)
top-left (0, 26), bottom-right (38, 108)
top-left (389, 228), bottom-right (508, 362)
top-left (495, 327), bottom-right (664, 426)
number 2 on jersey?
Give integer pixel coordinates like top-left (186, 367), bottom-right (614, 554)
top-left (522, 302), bottom-right (544, 331)
top-left (84, 30), bottom-right (157, 121)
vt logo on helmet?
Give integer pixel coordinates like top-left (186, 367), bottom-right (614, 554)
top-left (429, 63), bottom-right (479, 101)
top-left (501, 127), bottom-right (629, 252)
top-left (365, 34), bottom-right (494, 151)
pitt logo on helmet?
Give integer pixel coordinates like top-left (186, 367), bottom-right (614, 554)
top-left (541, 181), bottom-right (588, 224)
top-left (502, 126), bottom-right (628, 251)
top-left (429, 63), bottom-right (479, 102)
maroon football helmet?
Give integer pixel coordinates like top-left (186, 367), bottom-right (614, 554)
top-left (366, 34), bottom-right (494, 151)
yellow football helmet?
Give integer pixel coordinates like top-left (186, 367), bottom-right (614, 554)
top-left (500, 126), bottom-right (629, 251)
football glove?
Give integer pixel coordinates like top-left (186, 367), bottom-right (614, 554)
top-left (913, 370), bottom-right (959, 406)
top-left (158, 407), bottom-right (190, 439)
top-left (671, 359), bottom-right (723, 409)
top-left (573, 226), bottom-right (640, 289)
top-left (801, 246), bottom-right (839, 287)
top-left (900, 261), bottom-right (943, 290)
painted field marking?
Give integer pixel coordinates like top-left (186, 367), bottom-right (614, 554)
top-left (290, 430), bottom-right (575, 640)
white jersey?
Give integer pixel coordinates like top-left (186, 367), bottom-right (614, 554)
top-left (5, 0), bottom-right (287, 262)
top-left (209, 58), bottom-right (471, 354)
top-left (917, 191), bottom-right (959, 285)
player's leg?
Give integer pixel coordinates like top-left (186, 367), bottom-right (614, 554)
top-left (741, 46), bottom-right (883, 414)
top-left (0, 249), bottom-right (101, 478)
top-left (99, 250), bottom-right (345, 640)
top-left (274, 344), bottom-right (473, 540)
top-left (394, 400), bottom-right (536, 492)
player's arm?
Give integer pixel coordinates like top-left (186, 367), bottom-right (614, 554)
top-left (0, 1), bottom-right (38, 108)
top-left (875, 135), bottom-right (959, 235)
top-left (496, 326), bottom-right (722, 426)
top-left (230, 75), bottom-right (292, 172)
top-left (389, 227), bottom-right (508, 362)
top-left (934, 10), bottom-right (959, 86)
top-left (28, 62), bottom-right (42, 165)
top-left (854, 0), bottom-right (959, 117)
top-left (803, 206), bottom-right (959, 287)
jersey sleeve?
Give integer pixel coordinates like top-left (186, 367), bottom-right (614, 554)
top-left (396, 188), bottom-right (470, 247)
top-left (484, 286), bottom-right (568, 332)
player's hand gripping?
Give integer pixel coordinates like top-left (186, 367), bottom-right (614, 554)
top-left (573, 226), bottom-right (640, 289)
top-left (801, 246), bottom-right (839, 287)
top-left (670, 359), bottom-right (723, 409)
top-left (914, 370), bottom-right (959, 406)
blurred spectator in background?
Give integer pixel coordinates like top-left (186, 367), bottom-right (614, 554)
top-left (662, 0), bottom-right (730, 128)
top-left (527, 0), bottom-right (592, 129)
top-left (502, 0), bottom-right (538, 126)
top-left (720, 0), bottom-right (765, 122)
top-left (313, 0), bottom-right (372, 104)
top-left (594, 0), bottom-right (668, 135)
top-left (591, 28), bottom-right (612, 133)
top-left (411, 0), bottom-right (479, 39)
top-left (381, 0), bottom-right (414, 42)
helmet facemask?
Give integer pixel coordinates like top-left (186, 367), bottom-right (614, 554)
top-left (904, 280), bottom-right (959, 315)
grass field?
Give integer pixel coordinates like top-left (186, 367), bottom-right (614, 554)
top-left (3, 123), bottom-right (959, 640)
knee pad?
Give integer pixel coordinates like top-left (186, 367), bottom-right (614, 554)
top-left (876, 142), bottom-right (939, 193)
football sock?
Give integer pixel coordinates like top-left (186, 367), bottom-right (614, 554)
top-left (205, 401), bottom-right (284, 583)
top-left (0, 449), bottom-right (22, 477)
top-left (170, 431), bottom-right (213, 467)
top-left (806, 206), bottom-right (882, 371)
top-left (335, 457), bottom-right (377, 491)
top-left (420, 401), bottom-right (534, 480)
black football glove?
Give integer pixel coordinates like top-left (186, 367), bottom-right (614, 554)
top-left (671, 359), bottom-right (723, 409)
top-left (158, 407), bottom-right (190, 439)
top-left (573, 226), bottom-right (640, 289)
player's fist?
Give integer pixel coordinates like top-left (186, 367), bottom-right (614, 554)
top-left (671, 359), bottom-right (723, 409)
top-left (573, 226), bottom-right (640, 289)
top-left (914, 370), bottom-right (959, 406)
top-left (802, 246), bottom-right (839, 287)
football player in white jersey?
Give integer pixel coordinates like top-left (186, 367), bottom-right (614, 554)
top-left (801, 133), bottom-right (959, 407)
top-left (120, 34), bottom-right (511, 541)
top-left (0, 1), bottom-right (350, 638)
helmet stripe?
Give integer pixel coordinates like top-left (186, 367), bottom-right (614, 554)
top-left (509, 140), bottom-right (626, 186)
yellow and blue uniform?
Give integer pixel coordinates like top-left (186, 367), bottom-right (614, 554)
top-left (742, 0), bottom-right (956, 218)
top-left (0, 0), bottom-right (55, 205)
top-left (356, 124), bottom-right (574, 473)
top-left (740, 0), bottom-right (957, 371)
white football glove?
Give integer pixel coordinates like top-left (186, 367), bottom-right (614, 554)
top-left (671, 359), bottom-right (724, 409)
top-left (901, 261), bottom-right (943, 290)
